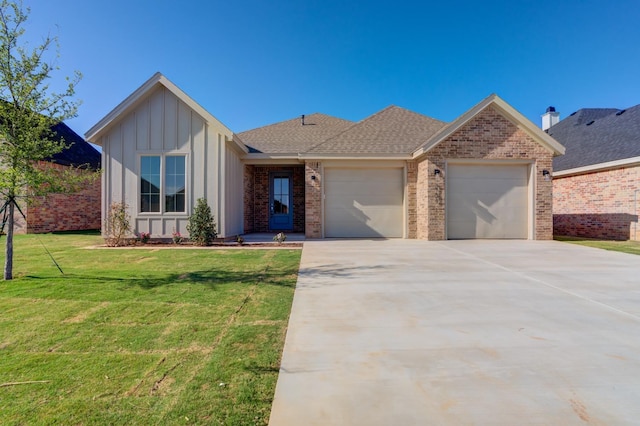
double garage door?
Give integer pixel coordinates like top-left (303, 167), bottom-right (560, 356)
top-left (322, 164), bottom-right (530, 239)
top-left (324, 168), bottom-right (404, 238)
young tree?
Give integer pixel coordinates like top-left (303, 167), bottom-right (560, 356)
top-left (0, 1), bottom-right (84, 279)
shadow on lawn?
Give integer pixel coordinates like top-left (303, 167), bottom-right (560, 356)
top-left (24, 268), bottom-right (297, 289)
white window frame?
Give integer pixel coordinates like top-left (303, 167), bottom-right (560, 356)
top-left (138, 153), bottom-right (189, 216)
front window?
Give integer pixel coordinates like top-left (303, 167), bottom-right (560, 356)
top-left (141, 156), bottom-right (160, 212)
top-left (140, 155), bottom-right (186, 213)
top-left (165, 156), bottom-right (185, 213)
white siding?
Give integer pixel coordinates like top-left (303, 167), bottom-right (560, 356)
top-left (225, 146), bottom-right (244, 236)
top-left (100, 86), bottom-right (237, 239)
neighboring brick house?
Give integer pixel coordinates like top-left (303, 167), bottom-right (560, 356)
top-left (15, 121), bottom-right (101, 233)
top-left (548, 105), bottom-right (640, 240)
top-left (87, 73), bottom-right (564, 241)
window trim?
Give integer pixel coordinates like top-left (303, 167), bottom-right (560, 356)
top-left (138, 153), bottom-right (189, 216)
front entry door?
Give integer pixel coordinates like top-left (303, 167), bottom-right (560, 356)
top-left (269, 172), bottom-right (293, 230)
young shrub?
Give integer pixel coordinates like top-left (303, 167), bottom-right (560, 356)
top-left (104, 202), bottom-right (131, 247)
top-left (273, 232), bottom-right (287, 244)
top-left (187, 198), bottom-right (217, 246)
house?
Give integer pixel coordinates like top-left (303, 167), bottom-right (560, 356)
top-left (86, 73), bottom-right (564, 241)
top-left (15, 122), bottom-right (101, 234)
top-left (547, 105), bottom-right (640, 240)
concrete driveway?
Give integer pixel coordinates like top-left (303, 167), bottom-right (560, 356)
top-left (269, 240), bottom-right (640, 425)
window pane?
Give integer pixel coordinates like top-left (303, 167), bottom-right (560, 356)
top-left (165, 156), bottom-right (186, 212)
top-left (140, 156), bottom-right (160, 212)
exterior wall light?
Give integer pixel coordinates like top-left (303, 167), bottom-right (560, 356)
top-left (542, 169), bottom-right (551, 181)
top-left (434, 169), bottom-right (441, 177)
top-left (311, 175), bottom-right (316, 180)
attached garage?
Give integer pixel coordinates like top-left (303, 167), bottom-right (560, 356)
top-left (446, 163), bottom-right (531, 239)
top-left (324, 168), bottom-right (404, 238)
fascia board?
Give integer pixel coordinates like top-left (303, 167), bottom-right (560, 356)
top-left (298, 153), bottom-right (412, 160)
top-left (490, 96), bottom-right (566, 156)
top-left (243, 153), bottom-right (304, 165)
top-left (554, 156), bottom-right (640, 177)
top-left (85, 72), bottom-right (236, 146)
top-left (85, 72), bottom-right (164, 143)
top-left (412, 94), bottom-right (566, 159)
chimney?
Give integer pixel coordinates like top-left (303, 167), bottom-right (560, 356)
top-left (541, 106), bottom-right (560, 131)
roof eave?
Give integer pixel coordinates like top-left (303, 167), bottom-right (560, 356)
top-left (412, 94), bottom-right (566, 160)
top-left (85, 72), bottom-right (235, 144)
top-left (554, 156), bottom-right (640, 177)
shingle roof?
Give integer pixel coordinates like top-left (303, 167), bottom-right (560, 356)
top-left (237, 113), bottom-right (354, 154)
top-left (47, 122), bottom-right (101, 170)
top-left (550, 105), bottom-right (640, 171)
top-left (306, 106), bottom-right (447, 154)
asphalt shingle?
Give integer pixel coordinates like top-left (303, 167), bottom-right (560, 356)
top-left (48, 122), bottom-right (101, 170)
top-left (550, 104), bottom-right (640, 171)
top-left (307, 106), bottom-right (447, 155)
top-left (236, 113), bottom-right (354, 154)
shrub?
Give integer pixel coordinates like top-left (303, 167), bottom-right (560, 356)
top-left (137, 232), bottom-right (150, 244)
top-left (172, 229), bottom-right (183, 245)
top-left (104, 202), bottom-right (131, 247)
top-left (187, 198), bottom-right (217, 246)
top-left (273, 232), bottom-right (287, 244)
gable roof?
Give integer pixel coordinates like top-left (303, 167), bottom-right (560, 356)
top-left (306, 106), bottom-right (447, 155)
top-left (550, 104), bottom-right (640, 172)
top-left (48, 122), bottom-right (101, 170)
top-left (237, 113), bottom-right (354, 154)
top-left (413, 94), bottom-right (566, 158)
top-left (85, 72), bottom-right (246, 153)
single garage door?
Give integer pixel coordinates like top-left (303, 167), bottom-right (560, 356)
top-left (325, 168), bottom-right (403, 238)
top-left (447, 164), bottom-right (529, 239)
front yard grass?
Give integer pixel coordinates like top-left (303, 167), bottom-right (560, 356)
top-left (0, 233), bottom-right (301, 425)
top-left (555, 235), bottom-right (640, 256)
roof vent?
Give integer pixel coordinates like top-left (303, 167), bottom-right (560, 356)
top-left (586, 120), bottom-right (595, 126)
top-left (301, 114), bottom-right (305, 125)
top-left (616, 109), bottom-right (626, 116)
top-left (570, 111), bottom-right (577, 116)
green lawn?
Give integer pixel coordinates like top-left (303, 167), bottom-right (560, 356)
top-left (0, 233), bottom-right (301, 425)
top-left (555, 235), bottom-right (640, 255)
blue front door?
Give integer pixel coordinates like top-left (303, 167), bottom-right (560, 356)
top-left (269, 172), bottom-right (293, 230)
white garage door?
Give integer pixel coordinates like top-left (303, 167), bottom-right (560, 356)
top-left (447, 164), bottom-right (529, 239)
top-left (325, 168), bottom-right (404, 238)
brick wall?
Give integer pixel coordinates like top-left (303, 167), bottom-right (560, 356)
top-left (20, 162), bottom-right (101, 233)
top-left (243, 165), bottom-right (255, 233)
top-left (245, 165), bottom-right (305, 233)
top-left (406, 161), bottom-right (417, 238)
top-left (305, 161), bottom-right (322, 238)
top-left (553, 166), bottom-right (640, 240)
top-left (417, 105), bottom-right (554, 240)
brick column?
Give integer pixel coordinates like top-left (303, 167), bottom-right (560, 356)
top-left (305, 161), bottom-right (322, 238)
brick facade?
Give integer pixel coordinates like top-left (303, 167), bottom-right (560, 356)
top-left (244, 165), bottom-right (305, 233)
top-left (553, 166), bottom-right (640, 240)
top-left (305, 161), bottom-right (322, 238)
top-left (415, 105), bottom-right (554, 240)
top-left (15, 162), bottom-right (101, 234)
top-left (406, 161), bottom-right (417, 239)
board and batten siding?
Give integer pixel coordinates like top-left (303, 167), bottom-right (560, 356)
top-left (225, 146), bottom-right (244, 237)
top-left (100, 86), bottom-right (239, 239)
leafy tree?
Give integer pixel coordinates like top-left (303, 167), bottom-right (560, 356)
top-left (0, 1), bottom-right (85, 279)
top-left (187, 198), bottom-right (217, 246)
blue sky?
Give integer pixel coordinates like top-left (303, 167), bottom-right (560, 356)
top-left (23, 0), bottom-right (640, 136)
